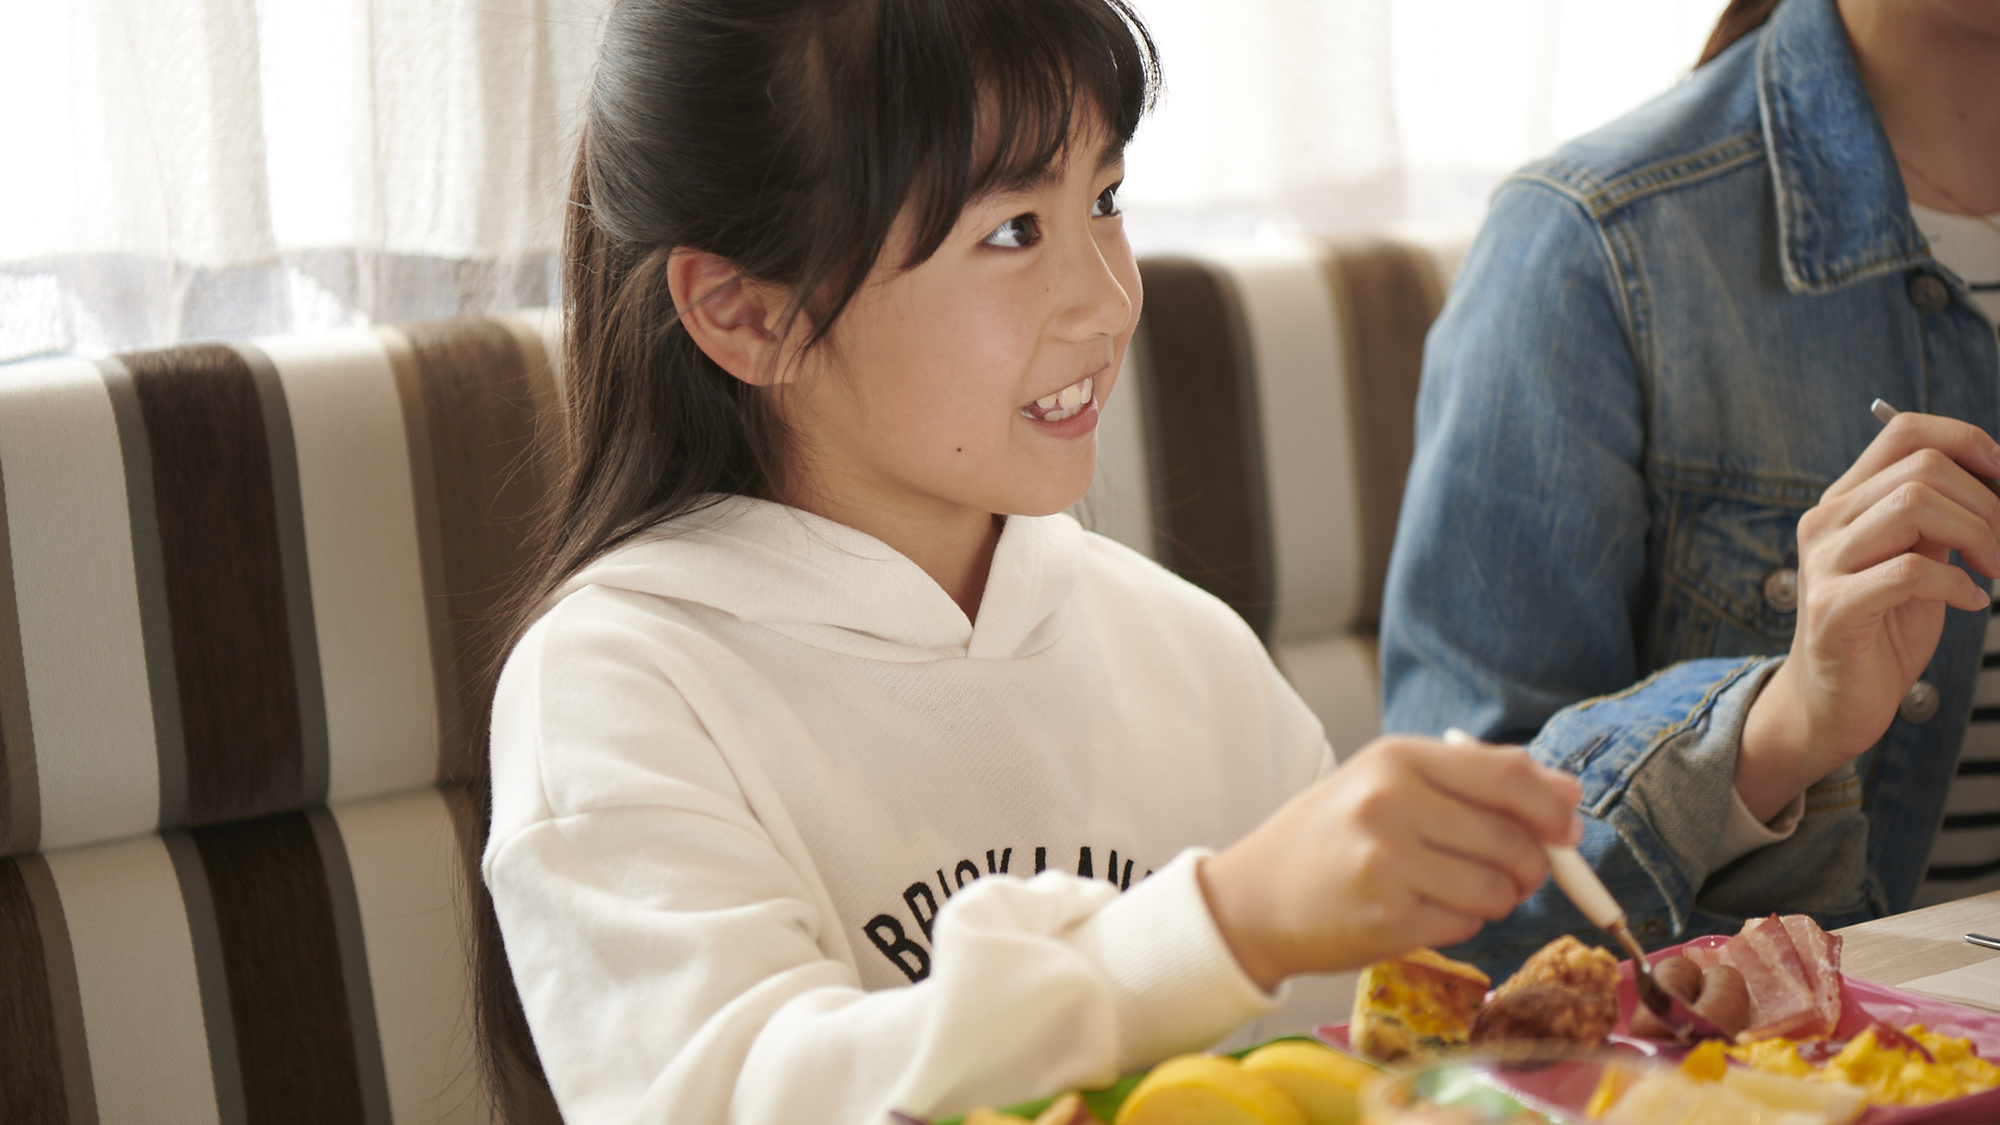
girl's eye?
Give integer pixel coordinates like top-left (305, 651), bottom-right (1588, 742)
top-left (983, 214), bottom-right (1041, 249)
top-left (1092, 182), bottom-right (1122, 218)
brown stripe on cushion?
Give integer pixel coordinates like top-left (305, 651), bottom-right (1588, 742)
top-left (121, 346), bottom-right (303, 826)
top-left (377, 330), bottom-right (455, 789)
top-left (306, 810), bottom-right (392, 1125)
top-left (165, 832), bottom-right (249, 1125)
top-left (1319, 239), bottom-right (1447, 627)
top-left (1135, 259), bottom-right (1275, 641)
top-left (192, 814), bottom-right (367, 1125)
top-left (0, 460), bottom-right (38, 856)
top-left (98, 358), bottom-right (188, 830)
top-left (383, 320), bottom-right (559, 785)
top-left (0, 857), bottom-right (93, 1125)
top-left (19, 855), bottom-right (96, 1125)
top-left (232, 343), bottom-right (330, 807)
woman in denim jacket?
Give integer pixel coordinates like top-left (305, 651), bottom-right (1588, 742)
top-left (1381, 0), bottom-right (2000, 974)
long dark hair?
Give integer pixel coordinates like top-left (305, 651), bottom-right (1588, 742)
top-left (1697, 0), bottom-right (1782, 67)
top-left (464, 1), bottom-right (1159, 1119)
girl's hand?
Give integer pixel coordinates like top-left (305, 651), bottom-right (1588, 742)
top-left (1738, 411), bottom-right (2000, 821)
top-left (1198, 736), bottom-right (1583, 989)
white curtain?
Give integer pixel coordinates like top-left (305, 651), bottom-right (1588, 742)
top-left (1121, 0), bottom-right (1734, 244)
top-left (0, 0), bottom-right (1730, 364)
top-left (0, 0), bottom-right (600, 363)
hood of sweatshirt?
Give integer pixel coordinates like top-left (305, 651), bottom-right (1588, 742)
top-left (547, 496), bottom-right (1083, 662)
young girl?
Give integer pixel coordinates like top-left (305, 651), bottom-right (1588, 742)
top-left (472, 1), bottom-right (1585, 1122)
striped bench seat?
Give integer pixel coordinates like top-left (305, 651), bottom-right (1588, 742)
top-left (0, 314), bottom-right (559, 1125)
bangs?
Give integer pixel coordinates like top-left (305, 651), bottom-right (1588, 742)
top-left (779, 0), bottom-right (1159, 343)
top-left (896, 0), bottom-right (1158, 263)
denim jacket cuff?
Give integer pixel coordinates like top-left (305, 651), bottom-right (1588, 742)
top-left (1530, 654), bottom-right (1781, 931)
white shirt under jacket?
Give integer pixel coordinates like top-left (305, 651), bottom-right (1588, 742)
top-left (484, 495), bottom-right (1336, 1125)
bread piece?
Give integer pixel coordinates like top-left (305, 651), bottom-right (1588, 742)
top-left (1350, 948), bottom-right (1491, 1061)
top-left (1468, 935), bottom-right (1618, 1047)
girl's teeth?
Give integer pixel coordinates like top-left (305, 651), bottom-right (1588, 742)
top-left (1027, 375), bottom-right (1096, 422)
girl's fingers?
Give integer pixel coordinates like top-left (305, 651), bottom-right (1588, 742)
top-left (1815, 552), bottom-right (1992, 620)
top-left (1400, 900), bottom-right (1487, 951)
top-left (1415, 744), bottom-right (1582, 848)
top-left (1823, 480), bottom-right (2000, 577)
top-left (1831, 411), bottom-right (2000, 499)
top-left (1412, 792), bottom-right (1549, 898)
top-left (1404, 847), bottom-right (1527, 921)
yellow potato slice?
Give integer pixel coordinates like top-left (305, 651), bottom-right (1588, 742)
top-left (1113, 1055), bottom-right (1305, 1125)
top-left (1582, 1060), bottom-right (1644, 1120)
top-left (1720, 1068), bottom-right (1866, 1123)
top-left (1597, 1072), bottom-right (1701, 1125)
top-left (1033, 1092), bottom-right (1093, 1125)
top-left (1238, 1042), bottom-right (1373, 1125)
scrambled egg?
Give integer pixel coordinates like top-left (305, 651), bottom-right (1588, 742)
top-left (1703, 1026), bottom-right (2000, 1106)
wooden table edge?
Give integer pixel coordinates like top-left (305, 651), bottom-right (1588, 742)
top-left (1835, 889), bottom-right (2000, 988)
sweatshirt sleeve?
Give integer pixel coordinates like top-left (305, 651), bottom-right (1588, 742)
top-left (483, 602), bottom-right (1274, 1125)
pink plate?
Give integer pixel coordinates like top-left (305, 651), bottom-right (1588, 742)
top-left (1318, 936), bottom-right (2000, 1125)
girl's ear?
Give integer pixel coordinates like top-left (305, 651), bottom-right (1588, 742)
top-left (667, 248), bottom-right (797, 387)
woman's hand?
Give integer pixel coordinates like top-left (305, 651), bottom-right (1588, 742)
top-left (1738, 411), bottom-right (2000, 820)
top-left (1198, 736), bottom-right (1583, 989)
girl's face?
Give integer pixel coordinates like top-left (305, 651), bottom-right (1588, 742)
top-left (775, 122), bottom-right (1141, 531)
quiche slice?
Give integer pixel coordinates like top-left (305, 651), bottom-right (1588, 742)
top-left (1350, 947), bottom-right (1491, 1061)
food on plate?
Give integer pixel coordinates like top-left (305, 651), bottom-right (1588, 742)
top-left (1596, 1064), bottom-right (1865, 1125)
top-left (1718, 1067), bottom-right (1868, 1120)
top-left (1111, 1054), bottom-right (1303, 1125)
top-left (1652, 955), bottom-right (1704, 1001)
top-left (966, 1090), bottom-right (1104, 1125)
top-left (1039, 1093), bottom-right (1104, 1125)
top-left (1682, 914), bottom-right (1842, 1039)
top-left (972, 1043), bottom-right (1377, 1125)
top-left (1689, 963), bottom-right (1750, 1036)
top-left (1365, 1059), bottom-right (1571, 1125)
top-left (1237, 1041), bottom-right (1374, 1125)
top-left (1626, 957), bottom-right (1750, 1040)
top-left (1352, 937), bottom-right (1627, 1059)
top-left (1468, 935), bottom-right (1619, 1048)
top-left (1351, 948), bottom-right (1491, 1060)
top-left (1583, 1059), bottom-right (1645, 1118)
top-left (1721, 1024), bottom-right (2000, 1106)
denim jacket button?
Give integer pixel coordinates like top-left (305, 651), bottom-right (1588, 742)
top-left (1763, 567), bottom-right (1799, 613)
top-left (1900, 679), bottom-right (1941, 724)
top-left (1908, 272), bottom-right (1952, 313)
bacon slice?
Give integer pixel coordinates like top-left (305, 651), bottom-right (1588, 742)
top-left (1682, 944), bottom-right (1723, 972)
top-left (1779, 913), bottom-right (1843, 1036)
top-left (1716, 915), bottom-right (1823, 1039)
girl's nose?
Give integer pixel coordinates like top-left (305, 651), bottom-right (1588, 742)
top-left (1055, 231), bottom-right (1136, 342)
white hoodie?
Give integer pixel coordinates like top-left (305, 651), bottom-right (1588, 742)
top-left (485, 496), bottom-right (1335, 1125)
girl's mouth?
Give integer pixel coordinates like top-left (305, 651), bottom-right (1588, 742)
top-left (1020, 374), bottom-right (1095, 422)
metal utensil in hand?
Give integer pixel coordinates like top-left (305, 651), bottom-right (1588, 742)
top-left (1442, 728), bottom-right (1723, 1041)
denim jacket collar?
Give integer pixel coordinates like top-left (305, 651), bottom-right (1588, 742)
top-left (1758, 0), bottom-right (1931, 294)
